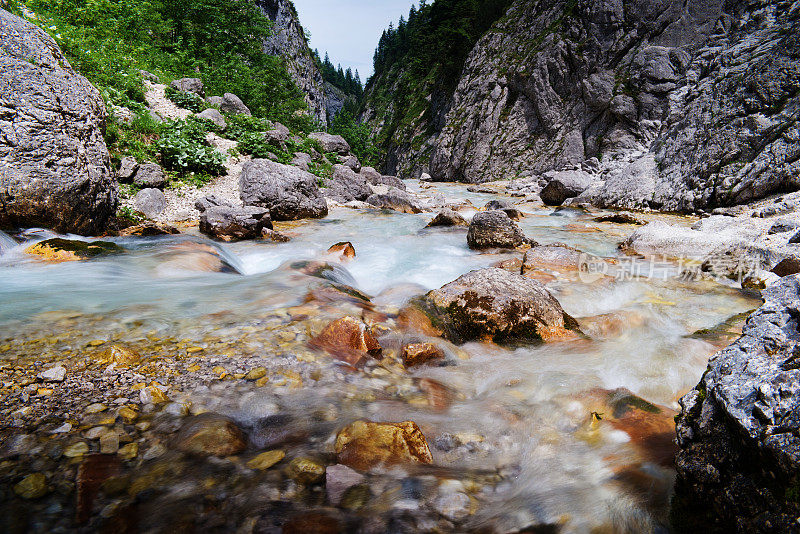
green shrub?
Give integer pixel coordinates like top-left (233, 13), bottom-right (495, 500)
top-left (156, 119), bottom-right (225, 176)
top-left (164, 86), bottom-right (207, 113)
top-left (329, 111), bottom-right (380, 166)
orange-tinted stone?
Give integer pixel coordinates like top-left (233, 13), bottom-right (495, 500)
top-left (334, 420), bottom-right (433, 471)
top-left (310, 317), bottom-right (381, 366)
top-left (402, 343), bottom-right (444, 368)
top-left (327, 241), bottom-right (356, 260)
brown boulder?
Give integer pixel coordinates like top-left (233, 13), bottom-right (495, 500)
top-left (173, 414), bottom-right (247, 457)
top-left (402, 343), bottom-right (444, 368)
top-left (327, 241), bottom-right (356, 260)
top-left (310, 317), bottom-right (381, 366)
top-left (334, 420), bottom-right (433, 470)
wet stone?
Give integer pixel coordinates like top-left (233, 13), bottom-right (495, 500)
top-left (402, 343), bottom-right (445, 368)
top-left (246, 450), bottom-right (285, 470)
top-left (334, 420), bottom-right (433, 471)
top-left (173, 413), bottom-right (247, 457)
top-left (13, 473), bottom-right (49, 499)
top-left (286, 457), bottom-right (326, 485)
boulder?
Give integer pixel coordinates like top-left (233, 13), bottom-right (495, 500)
top-left (173, 414), bottom-right (247, 457)
top-left (340, 154), bottom-right (361, 173)
top-left (117, 222), bottom-right (179, 237)
top-left (261, 228), bottom-right (291, 242)
top-left (426, 208), bottom-right (468, 228)
top-left (116, 157), bottom-right (138, 182)
top-left (360, 167), bottom-right (406, 190)
top-left (170, 78), bottom-right (204, 97)
top-left (133, 188), bottom-right (166, 219)
top-left (540, 170), bottom-right (593, 206)
top-left (132, 163), bottom-right (167, 189)
top-left (334, 420), bottom-right (433, 470)
top-left (194, 195), bottom-right (232, 213)
top-left (322, 165), bottom-right (372, 202)
top-left (309, 132), bottom-right (350, 155)
top-left (522, 244), bottom-right (585, 273)
top-left (466, 211), bottom-right (532, 249)
top-left (220, 92), bottom-right (251, 116)
top-left (402, 343), bottom-right (444, 368)
top-left (593, 211), bottom-right (646, 225)
top-left (196, 108), bottom-right (226, 130)
top-left (155, 241), bottom-right (241, 275)
top-left (416, 267), bottom-right (579, 343)
top-left (0, 9), bottom-right (116, 235)
top-left (199, 205), bottom-right (272, 241)
top-left (240, 159), bottom-right (328, 221)
top-left (327, 241), bottom-right (356, 260)
top-left (365, 188), bottom-right (421, 214)
top-left (291, 152), bottom-right (312, 172)
top-left (206, 95), bottom-right (223, 107)
top-left (674, 276), bottom-right (800, 531)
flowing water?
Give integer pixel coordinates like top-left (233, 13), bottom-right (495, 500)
top-left (0, 182), bottom-right (758, 533)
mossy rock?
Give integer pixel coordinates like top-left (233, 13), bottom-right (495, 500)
top-left (25, 238), bottom-right (123, 262)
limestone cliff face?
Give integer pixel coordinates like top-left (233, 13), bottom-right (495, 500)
top-left (257, 0), bottom-right (327, 125)
top-left (366, 0), bottom-right (800, 212)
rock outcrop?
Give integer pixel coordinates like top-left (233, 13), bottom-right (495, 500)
top-left (257, 0), bottom-right (328, 124)
top-left (322, 165), bottom-right (372, 202)
top-left (240, 159), bottom-right (328, 220)
top-left (0, 9), bottom-right (116, 235)
top-left (364, 0), bottom-right (800, 213)
top-left (674, 275), bottom-right (800, 532)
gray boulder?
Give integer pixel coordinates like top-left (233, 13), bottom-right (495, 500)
top-left (309, 132), bottom-right (350, 155)
top-left (426, 208), bottom-right (468, 228)
top-left (768, 218), bottom-right (800, 235)
top-left (197, 108), bottom-right (226, 130)
top-left (322, 165), bottom-right (372, 202)
top-left (365, 188), bottom-right (421, 214)
top-left (360, 167), bottom-right (406, 190)
top-left (117, 157), bottom-right (139, 182)
top-left (194, 195), bottom-right (232, 213)
top-left (416, 267), bottom-right (579, 343)
top-left (674, 275), bottom-right (800, 531)
top-left (291, 152), bottom-right (312, 172)
top-left (240, 159), bottom-right (328, 221)
top-left (206, 96), bottom-right (224, 107)
top-left (199, 205), bottom-right (271, 241)
top-left (0, 9), bottom-right (116, 235)
top-left (340, 154), bottom-right (361, 173)
top-left (170, 78), bottom-right (204, 97)
top-left (133, 163), bottom-right (167, 189)
top-left (467, 211), bottom-right (532, 249)
top-left (139, 70), bottom-right (159, 83)
top-left (540, 170), bottom-right (593, 206)
top-left (133, 188), bottom-right (166, 219)
top-left (220, 93), bottom-right (251, 116)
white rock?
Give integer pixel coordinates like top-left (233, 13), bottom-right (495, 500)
top-left (38, 365), bottom-right (66, 382)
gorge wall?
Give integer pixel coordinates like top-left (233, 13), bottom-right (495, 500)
top-left (363, 0), bottom-right (800, 213)
top-left (258, 0), bottom-right (328, 125)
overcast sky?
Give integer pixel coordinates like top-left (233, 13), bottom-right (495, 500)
top-left (292, 0), bottom-right (416, 81)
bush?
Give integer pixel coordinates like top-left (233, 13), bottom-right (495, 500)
top-left (156, 119), bottom-right (226, 177)
top-left (329, 111), bottom-right (380, 166)
top-left (165, 87), bottom-right (207, 113)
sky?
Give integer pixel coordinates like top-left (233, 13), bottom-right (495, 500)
top-left (292, 0), bottom-right (416, 81)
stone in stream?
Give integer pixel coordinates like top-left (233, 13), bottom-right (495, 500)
top-left (261, 228), bottom-right (292, 242)
top-left (286, 457), bottom-right (326, 485)
top-left (365, 188), bottom-right (421, 214)
top-left (309, 132), bottom-right (350, 155)
top-left (25, 238), bottom-right (123, 263)
top-left (593, 211), bottom-right (646, 225)
top-left (0, 9), bottom-right (116, 235)
top-left (117, 222), bottom-right (180, 237)
top-left (155, 241), bottom-right (241, 274)
top-left (674, 275), bottom-right (800, 532)
top-left (106, 345), bottom-right (143, 367)
top-left (76, 454), bottom-right (121, 524)
top-left (416, 267), bottom-right (580, 343)
top-left (38, 365), bottom-right (66, 382)
top-left (199, 205), bottom-right (272, 241)
top-left (239, 159), bottom-right (328, 221)
top-left (327, 241), bottom-right (356, 260)
top-left (360, 166), bottom-right (406, 190)
top-left (466, 211), bottom-right (533, 249)
top-left (326, 464), bottom-right (365, 505)
top-left (334, 420), bottom-right (433, 471)
top-left (13, 473), bottom-right (49, 500)
top-left (522, 244), bottom-right (587, 274)
top-left (310, 317), bottom-right (381, 366)
top-left (173, 413), bottom-right (247, 457)
top-left (402, 343), bottom-right (444, 368)
top-left (426, 208), bottom-right (468, 227)
top-left (322, 164), bottom-right (372, 202)
top-left (540, 170), bottom-right (594, 206)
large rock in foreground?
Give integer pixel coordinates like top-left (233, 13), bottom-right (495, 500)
top-left (674, 275), bottom-right (800, 532)
top-left (0, 9), bottom-right (116, 234)
top-left (467, 211), bottom-right (531, 249)
top-left (416, 267), bottom-right (579, 343)
top-left (240, 159), bottom-right (328, 221)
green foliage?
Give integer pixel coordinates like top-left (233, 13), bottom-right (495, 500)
top-left (164, 87), bottom-right (207, 113)
top-left (104, 110), bottom-right (163, 166)
top-left (116, 206), bottom-right (143, 222)
top-left (330, 111), bottom-right (379, 167)
top-left (156, 118), bottom-right (225, 176)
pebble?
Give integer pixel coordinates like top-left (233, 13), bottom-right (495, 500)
top-left (85, 403), bottom-right (107, 414)
top-left (287, 457), bottom-right (326, 485)
top-left (433, 492), bottom-right (471, 521)
top-left (100, 432), bottom-right (120, 454)
top-left (51, 422), bottom-right (72, 434)
top-left (13, 473), bottom-right (49, 499)
top-left (118, 406), bottom-right (138, 424)
top-left (38, 365), bottom-right (66, 382)
top-left (64, 442), bottom-right (89, 458)
top-left (245, 367), bottom-right (267, 380)
top-left (246, 450), bottom-right (285, 470)
top-left (326, 464), bottom-right (365, 505)
top-left (118, 442), bottom-right (139, 460)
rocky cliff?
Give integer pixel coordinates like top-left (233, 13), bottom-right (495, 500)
top-left (365, 0), bottom-right (799, 213)
top-left (257, 0), bottom-right (327, 125)
top-left (674, 274), bottom-right (800, 532)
